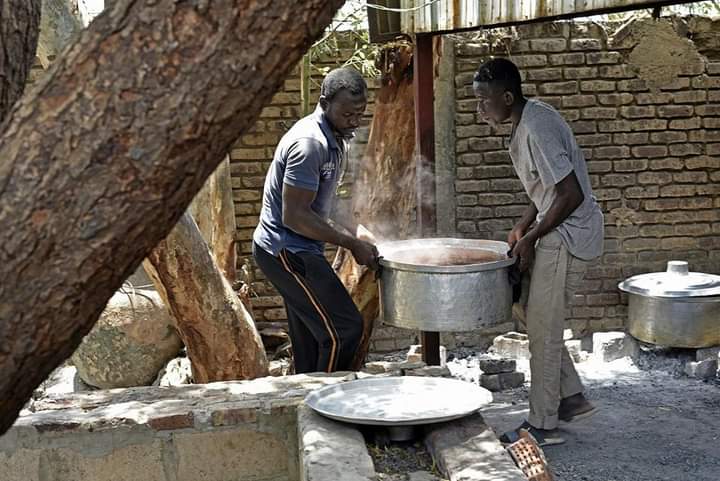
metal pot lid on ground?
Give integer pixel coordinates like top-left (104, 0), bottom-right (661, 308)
top-left (618, 261), bottom-right (720, 298)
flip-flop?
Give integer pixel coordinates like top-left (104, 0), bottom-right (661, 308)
top-left (500, 422), bottom-right (565, 447)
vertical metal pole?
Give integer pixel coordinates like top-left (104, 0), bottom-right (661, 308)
top-left (413, 33), bottom-right (437, 238)
top-left (414, 33), bottom-right (440, 366)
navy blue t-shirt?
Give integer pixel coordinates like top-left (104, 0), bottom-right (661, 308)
top-left (253, 105), bottom-right (345, 256)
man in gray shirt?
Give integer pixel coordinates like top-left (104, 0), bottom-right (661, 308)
top-left (473, 58), bottom-right (604, 446)
top-left (253, 68), bottom-right (378, 374)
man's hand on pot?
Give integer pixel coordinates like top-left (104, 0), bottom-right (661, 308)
top-left (511, 235), bottom-right (535, 272)
top-left (350, 238), bottom-right (380, 270)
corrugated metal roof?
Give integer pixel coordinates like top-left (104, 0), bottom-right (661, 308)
top-left (369, 0), bottom-right (684, 37)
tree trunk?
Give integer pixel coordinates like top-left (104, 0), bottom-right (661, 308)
top-left (334, 45), bottom-right (417, 370)
top-left (145, 213), bottom-right (268, 382)
top-left (188, 155), bottom-right (237, 284)
top-left (0, 0), bottom-right (344, 435)
top-left (0, 0), bottom-right (41, 122)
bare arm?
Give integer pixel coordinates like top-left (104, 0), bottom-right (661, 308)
top-left (511, 171), bottom-right (584, 270)
top-left (282, 184), bottom-right (378, 267)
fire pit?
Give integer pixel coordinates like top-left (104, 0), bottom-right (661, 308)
top-left (304, 376), bottom-right (492, 441)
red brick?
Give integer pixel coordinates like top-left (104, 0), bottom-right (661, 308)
top-left (630, 119), bottom-right (667, 131)
top-left (669, 144), bottom-right (703, 156)
top-left (549, 53), bottom-right (585, 65)
top-left (658, 77), bottom-right (690, 90)
top-left (570, 121), bottom-right (597, 133)
top-left (598, 65), bottom-right (634, 79)
top-left (476, 193), bottom-right (516, 205)
top-left (539, 81), bottom-right (578, 95)
top-left (690, 130), bottom-right (720, 142)
top-left (620, 106), bottom-right (655, 119)
top-left (457, 206), bottom-right (493, 219)
top-left (601, 174), bottom-right (636, 187)
top-left (613, 132), bottom-right (648, 145)
top-left (526, 68), bottom-right (563, 81)
top-left (564, 67), bottom-right (599, 80)
top-left (570, 38), bottom-right (602, 51)
top-left (457, 153), bottom-right (484, 165)
top-left (660, 185), bottom-right (697, 197)
top-left (587, 160), bottom-right (612, 173)
top-left (455, 180), bottom-right (490, 192)
top-left (661, 237), bottom-right (700, 250)
top-left (692, 75), bottom-right (720, 89)
top-left (686, 156), bottom-right (720, 169)
top-left (703, 118), bottom-right (720, 129)
top-left (456, 124), bottom-right (492, 138)
top-left (490, 179), bottom-right (524, 191)
top-left (475, 166), bottom-right (515, 178)
top-left (513, 55), bottom-right (548, 67)
top-left (617, 79), bottom-right (649, 92)
top-left (614, 159), bottom-right (648, 172)
top-left (457, 167), bottom-right (475, 179)
top-left (580, 80), bottom-right (616, 92)
top-left (649, 131), bottom-right (687, 144)
top-left (658, 105), bottom-right (694, 118)
top-left (673, 172), bottom-right (708, 184)
top-left (631, 145), bottom-right (668, 158)
top-left (672, 90), bottom-right (707, 103)
top-left (668, 117), bottom-right (701, 130)
top-left (469, 137), bottom-right (505, 151)
top-left (595, 189), bottom-right (621, 201)
top-left (563, 95), bottom-right (597, 108)
top-left (597, 93), bottom-right (634, 106)
top-left (495, 205), bottom-right (529, 217)
top-left (457, 194), bottom-right (478, 205)
top-left (582, 107), bottom-right (617, 119)
top-left (695, 104), bottom-right (720, 116)
top-left (211, 407), bottom-right (258, 426)
top-left (674, 224), bottom-right (712, 236)
top-left (586, 52), bottom-right (622, 64)
top-left (484, 151), bottom-right (511, 163)
top-left (586, 293), bottom-right (620, 306)
top-left (648, 158), bottom-right (684, 170)
top-left (626, 186), bottom-right (659, 198)
top-left (635, 92), bottom-right (673, 105)
top-left (594, 146), bottom-right (630, 159)
top-left (598, 120), bottom-right (633, 132)
top-left (233, 190), bottom-right (261, 202)
top-left (576, 134), bottom-right (611, 146)
top-left (148, 413), bottom-right (195, 431)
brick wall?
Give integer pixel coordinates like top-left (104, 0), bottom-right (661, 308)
top-left (236, 17), bottom-right (720, 354)
top-left (453, 16), bottom-right (720, 338)
top-left (230, 33), bottom-right (378, 323)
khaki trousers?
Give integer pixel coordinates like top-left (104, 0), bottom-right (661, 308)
top-left (518, 230), bottom-right (588, 430)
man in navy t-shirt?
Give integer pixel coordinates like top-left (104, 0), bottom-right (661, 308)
top-left (253, 68), bottom-right (378, 374)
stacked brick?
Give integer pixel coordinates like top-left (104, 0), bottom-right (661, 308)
top-left (453, 17), bottom-right (720, 336)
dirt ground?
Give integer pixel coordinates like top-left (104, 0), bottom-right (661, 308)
top-left (480, 356), bottom-right (720, 481)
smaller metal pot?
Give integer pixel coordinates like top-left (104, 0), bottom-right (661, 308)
top-left (618, 261), bottom-right (720, 348)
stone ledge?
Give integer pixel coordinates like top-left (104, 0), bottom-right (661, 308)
top-left (297, 404), bottom-right (375, 481)
top-left (424, 413), bottom-right (526, 481)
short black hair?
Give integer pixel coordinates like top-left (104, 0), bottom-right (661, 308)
top-left (473, 58), bottom-right (523, 98)
top-left (320, 68), bottom-right (367, 101)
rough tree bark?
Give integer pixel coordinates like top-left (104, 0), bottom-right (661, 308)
top-left (334, 45), bottom-right (416, 369)
top-left (188, 155), bottom-right (237, 284)
top-left (0, 0), bottom-right (41, 122)
top-left (145, 213), bottom-right (268, 382)
top-left (0, 0), bottom-right (344, 435)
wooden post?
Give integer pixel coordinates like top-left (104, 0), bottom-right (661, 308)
top-left (413, 33), bottom-right (440, 365)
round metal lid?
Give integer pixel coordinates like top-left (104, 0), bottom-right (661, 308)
top-left (618, 261), bottom-right (720, 298)
top-left (304, 376), bottom-right (493, 426)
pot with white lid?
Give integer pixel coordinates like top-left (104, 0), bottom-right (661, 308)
top-left (618, 261), bottom-right (720, 348)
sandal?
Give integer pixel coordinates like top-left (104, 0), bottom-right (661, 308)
top-left (559, 393), bottom-right (598, 423)
top-left (499, 421), bottom-right (565, 447)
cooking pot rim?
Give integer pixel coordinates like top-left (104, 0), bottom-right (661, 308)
top-left (377, 238), bottom-right (515, 274)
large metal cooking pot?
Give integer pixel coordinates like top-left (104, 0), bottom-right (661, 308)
top-left (377, 238), bottom-right (514, 331)
top-left (618, 261), bottom-right (720, 348)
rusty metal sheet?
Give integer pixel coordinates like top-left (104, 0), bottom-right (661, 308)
top-left (386, 0), bottom-right (686, 34)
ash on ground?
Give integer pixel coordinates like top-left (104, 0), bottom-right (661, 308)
top-left (366, 440), bottom-right (446, 481)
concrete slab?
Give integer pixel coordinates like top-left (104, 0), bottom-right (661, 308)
top-left (297, 404), bottom-right (375, 481)
top-left (424, 413), bottom-right (526, 481)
